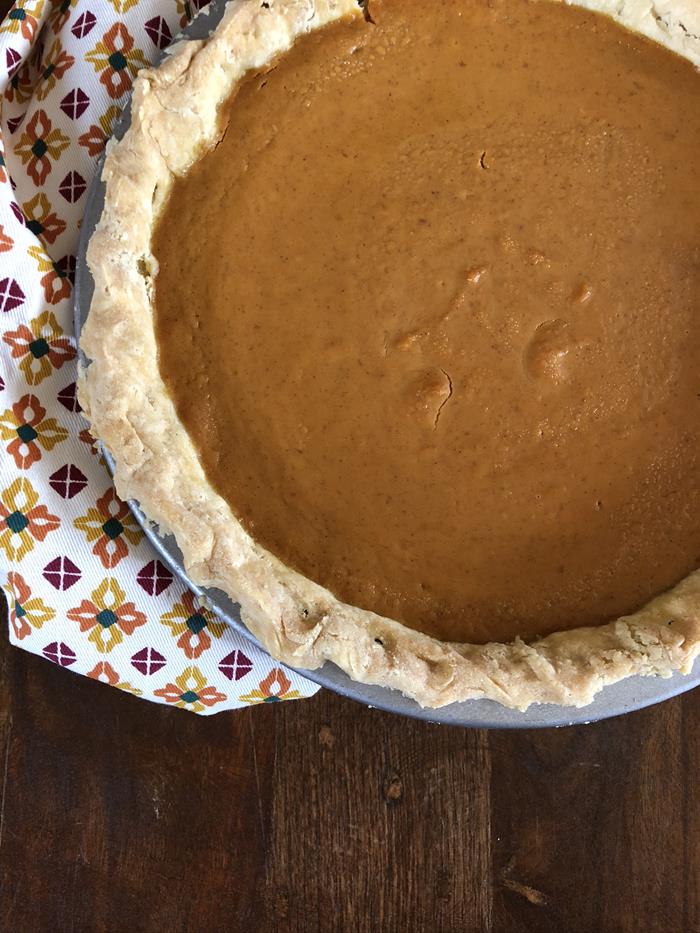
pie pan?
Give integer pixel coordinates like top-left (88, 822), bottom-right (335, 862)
top-left (74, 0), bottom-right (700, 728)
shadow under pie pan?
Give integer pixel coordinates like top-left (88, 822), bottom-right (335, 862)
top-left (74, 0), bottom-right (700, 729)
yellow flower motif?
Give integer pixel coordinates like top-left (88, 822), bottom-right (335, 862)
top-left (0, 478), bottom-right (60, 562)
top-left (2, 309), bottom-right (75, 385)
top-left (22, 193), bottom-right (66, 246)
top-left (0, 393), bottom-right (68, 469)
top-left (85, 23), bottom-right (148, 101)
top-left (67, 578), bottom-right (147, 653)
top-left (107, 0), bottom-right (138, 13)
top-left (6, 571), bottom-right (55, 640)
top-left (74, 488), bottom-right (142, 569)
top-left (87, 661), bottom-right (143, 697)
top-left (154, 666), bottom-right (227, 713)
top-left (78, 104), bottom-right (121, 157)
top-left (35, 37), bottom-right (74, 101)
top-left (239, 668), bottom-right (302, 704)
top-left (27, 244), bottom-right (72, 304)
top-left (0, 0), bottom-right (45, 40)
top-left (49, 0), bottom-right (75, 36)
top-left (160, 590), bottom-right (226, 659)
top-left (15, 109), bottom-right (69, 186)
top-left (5, 60), bottom-right (34, 105)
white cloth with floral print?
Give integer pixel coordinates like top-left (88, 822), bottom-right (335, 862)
top-left (0, 0), bottom-right (319, 712)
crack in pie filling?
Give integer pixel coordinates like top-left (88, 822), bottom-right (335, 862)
top-left (81, 0), bottom-right (700, 709)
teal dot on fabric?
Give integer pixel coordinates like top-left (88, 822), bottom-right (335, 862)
top-left (6, 511), bottom-right (29, 533)
top-left (16, 424), bottom-right (38, 443)
top-left (101, 517), bottom-right (124, 540)
top-left (96, 609), bottom-right (118, 628)
top-left (186, 613), bottom-right (207, 635)
top-left (108, 51), bottom-right (127, 71)
top-left (29, 337), bottom-right (49, 358)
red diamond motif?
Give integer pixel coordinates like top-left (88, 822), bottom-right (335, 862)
top-left (71, 11), bottom-right (96, 39)
top-left (55, 254), bottom-right (76, 284)
top-left (219, 649), bottom-right (253, 682)
top-left (0, 277), bottom-right (25, 313)
top-left (6, 113), bottom-right (25, 134)
top-left (49, 464), bottom-right (88, 499)
top-left (6, 48), bottom-right (21, 77)
top-left (10, 201), bottom-right (24, 225)
top-left (43, 555), bottom-right (81, 590)
top-left (136, 559), bottom-right (173, 596)
top-left (60, 88), bottom-right (90, 120)
top-left (131, 647), bottom-right (167, 676)
top-left (57, 382), bottom-right (81, 413)
top-left (43, 642), bottom-right (76, 667)
top-left (58, 171), bottom-right (86, 203)
top-left (144, 16), bottom-right (172, 50)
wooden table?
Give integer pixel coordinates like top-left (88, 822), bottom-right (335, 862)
top-left (1, 586), bottom-right (698, 932)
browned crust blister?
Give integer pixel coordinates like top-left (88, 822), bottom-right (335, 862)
top-left (79, 0), bottom-right (700, 710)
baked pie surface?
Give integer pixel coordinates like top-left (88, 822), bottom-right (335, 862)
top-left (80, 0), bottom-right (700, 709)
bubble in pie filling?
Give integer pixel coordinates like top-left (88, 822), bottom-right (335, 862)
top-left (404, 368), bottom-right (453, 427)
top-left (524, 319), bottom-right (577, 383)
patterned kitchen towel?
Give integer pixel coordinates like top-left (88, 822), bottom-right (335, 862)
top-left (0, 0), bottom-right (319, 712)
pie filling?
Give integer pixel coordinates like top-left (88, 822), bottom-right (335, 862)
top-left (152, 0), bottom-right (700, 645)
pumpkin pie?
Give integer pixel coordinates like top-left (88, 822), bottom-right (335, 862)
top-left (80, 0), bottom-right (700, 709)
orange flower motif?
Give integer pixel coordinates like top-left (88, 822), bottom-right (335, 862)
top-left (154, 666), bottom-right (227, 713)
top-left (0, 225), bottom-right (14, 253)
top-left (0, 478), bottom-right (60, 562)
top-left (50, 0), bottom-right (75, 35)
top-left (22, 193), bottom-right (66, 245)
top-left (27, 244), bottom-right (72, 303)
top-left (0, 145), bottom-right (7, 184)
top-left (74, 487), bottom-right (143, 569)
top-left (15, 109), bottom-right (69, 186)
top-left (35, 37), bottom-right (74, 101)
top-left (159, 590), bottom-right (226, 659)
top-left (0, 0), bottom-right (45, 41)
top-left (85, 24), bottom-right (148, 101)
top-left (0, 393), bottom-right (68, 469)
top-left (5, 570), bottom-right (55, 640)
top-left (239, 668), bottom-right (302, 704)
top-left (87, 660), bottom-right (119, 684)
top-left (87, 660), bottom-right (143, 696)
top-left (78, 104), bottom-right (120, 158)
top-left (5, 60), bottom-right (34, 105)
top-left (78, 427), bottom-right (99, 455)
top-left (68, 578), bottom-right (147, 653)
top-left (3, 310), bottom-right (75, 385)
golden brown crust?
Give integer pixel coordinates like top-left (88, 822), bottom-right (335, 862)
top-left (79, 0), bottom-right (700, 710)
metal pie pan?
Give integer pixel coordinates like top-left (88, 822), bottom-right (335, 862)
top-left (74, 0), bottom-right (700, 728)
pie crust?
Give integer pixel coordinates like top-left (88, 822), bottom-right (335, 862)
top-left (79, 0), bottom-right (700, 710)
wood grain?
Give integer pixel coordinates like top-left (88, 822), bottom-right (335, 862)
top-left (2, 585), bottom-right (700, 932)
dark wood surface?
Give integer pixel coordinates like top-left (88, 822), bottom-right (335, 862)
top-left (1, 584), bottom-right (699, 933)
